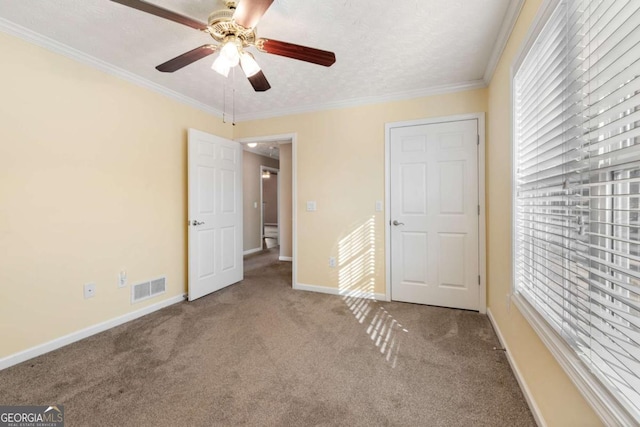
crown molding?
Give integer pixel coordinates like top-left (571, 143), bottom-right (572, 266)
top-left (233, 79), bottom-right (487, 122)
top-left (0, 17), bottom-right (223, 118)
top-left (0, 16), bottom-right (493, 125)
top-left (483, 0), bottom-right (525, 85)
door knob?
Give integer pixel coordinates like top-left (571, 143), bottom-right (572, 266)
top-left (192, 220), bottom-right (205, 226)
top-left (392, 220), bottom-right (404, 226)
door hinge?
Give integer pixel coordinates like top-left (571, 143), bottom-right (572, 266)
top-left (478, 275), bottom-right (481, 285)
top-left (478, 205), bottom-right (480, 215)
top-left (477, 134), bottom-right (480, 145)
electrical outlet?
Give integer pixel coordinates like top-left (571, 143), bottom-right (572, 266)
top-left (306, 201), bottom-right (317, 212)
top-left (329, 257), bottom-right (336, 268)
top-left (84, 283), bottom-right (96, 299)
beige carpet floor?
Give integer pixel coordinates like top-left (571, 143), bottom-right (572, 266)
top-left (0, 249), bottom-right (535, 426)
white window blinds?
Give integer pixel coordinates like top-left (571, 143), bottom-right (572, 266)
top-left (514, 0), bottom-right (640, 421)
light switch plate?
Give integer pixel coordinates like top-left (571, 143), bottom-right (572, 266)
top-left (118, 271), bottom-right (127, 288)
top-left (306, 201), bottom-right (317, 212)
top-left (375, 200), bottom-right (383, 212)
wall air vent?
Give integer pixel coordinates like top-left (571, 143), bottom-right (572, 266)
top-left (131, 276), bottom-right (166, 304)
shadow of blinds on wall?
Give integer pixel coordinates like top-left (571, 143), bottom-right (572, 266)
top-left (513, 0), bottom-right (640, 423)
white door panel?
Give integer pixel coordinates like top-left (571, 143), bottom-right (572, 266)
top-left (438, 232), bottom-right (466, 288)
top-left (390, 120), bottom-right (479, 310)
top-left (221, 226), bottom-right (237, 271)
top-left (188, 129), bottom-right (243, 301)
top-left (401, 232), bottom-right (428, 285)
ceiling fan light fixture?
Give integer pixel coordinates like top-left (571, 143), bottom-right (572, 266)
top-left (240, 52), bottom-right (261, 77)
top-left (220, 39), bottom-right (241, 67)
top-left (211, 55), bottom-right (231, 77)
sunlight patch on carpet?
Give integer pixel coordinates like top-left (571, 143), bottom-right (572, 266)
top-left (337, 216), bottom-right (408, 367)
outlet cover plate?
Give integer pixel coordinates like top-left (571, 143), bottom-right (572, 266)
top-left (84, 283), bottom-right (96, 299)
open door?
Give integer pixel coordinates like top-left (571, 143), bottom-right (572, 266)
top-left (188, 128), bottom-right (243, 301)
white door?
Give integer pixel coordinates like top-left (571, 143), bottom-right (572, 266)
top-left (188, 128), bottom-right (243, 301)
top-left (390, 119), bottom-right (479, 310)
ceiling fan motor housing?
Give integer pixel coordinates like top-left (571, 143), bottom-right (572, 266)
top-left (207, 4), bottom-right (256, 46)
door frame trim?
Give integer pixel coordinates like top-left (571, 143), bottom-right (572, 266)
top-left (236, 133), bottom-right (298, 288)
top-left (384, 113), bottom-right (486, 313)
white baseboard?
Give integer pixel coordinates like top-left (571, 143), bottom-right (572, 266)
top-left (487, 308), bottom-right (546, 427)
top-left (243, 247), bottom-right (262, 256)
top-left (0, 293), bottom-right (186, 371)
top-left (294, 282), bottom-right (386, 301)
top-left (278, 256), bottom-right (292, 262)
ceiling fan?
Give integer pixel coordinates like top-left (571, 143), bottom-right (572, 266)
top-left (110, 0), bottom-right (337, 92)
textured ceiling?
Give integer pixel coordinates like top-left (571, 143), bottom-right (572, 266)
top-left (245, 141), bottom-right (282, 159)
top-left (0, 0), bottom-right (514, 121)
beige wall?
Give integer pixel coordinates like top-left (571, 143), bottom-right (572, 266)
top-left (235, 90), bottom-right (487, 293)
top-left (485, 0), bottom-right (600, 425)
top-left (278, 144), bottom-right (293, 259)
top-left (242, 151), bottom-right (279, 252)
top-left (0, 31), bottom-right (232, 359)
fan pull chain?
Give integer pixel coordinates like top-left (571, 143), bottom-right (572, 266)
top-left (231, 67), bottom-right (236, 126)
top-left (222, 82), bottom-right (227, 124)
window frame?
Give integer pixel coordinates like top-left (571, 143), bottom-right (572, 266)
top-left (510, 0), bottom-right (639, 424)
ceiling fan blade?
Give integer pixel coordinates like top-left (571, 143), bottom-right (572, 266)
top-left (258, 39), bottom-right (336, 67)
top-left (110, 0), bottom-right (208, 30)
top-left (233, 0), bottom-right (274, 29)
top-left (246, 70), bottom-right (271, 92)
top-left (156, 45), bottom-right (217, 72)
